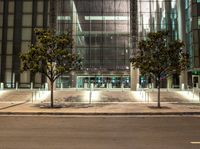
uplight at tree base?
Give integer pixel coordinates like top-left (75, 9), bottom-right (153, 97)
top-left (83, 91), bottom-right (101, 103)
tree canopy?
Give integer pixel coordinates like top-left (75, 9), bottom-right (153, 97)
top-left (130, 31), bottom-right (189, 108)
top-left (20, 29), bottom-right (82, 107)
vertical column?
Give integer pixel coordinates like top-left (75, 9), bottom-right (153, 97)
top-left (12, 0), bottom-right (23, 85)
top-left (177, 0), bottom-right (188, 89)
top-left (41, 0), bottom-right (49, 85)
top-left (0, 0), bottom-right (8, 83)
top-left (30, 0), bottom-right (37, 87)
top-left (130, 0), bottom-right (139, 90)
top-left (49, 0), bottom-right (57, 30)
top-left (131, 65), bottom-right (139, 91)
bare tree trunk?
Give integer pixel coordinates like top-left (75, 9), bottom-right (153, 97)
top-left (157, 79), bottom-right (161, 108)
top-left (50, 81), bottom-right (54, 108)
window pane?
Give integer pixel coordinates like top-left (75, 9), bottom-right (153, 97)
top-left (35, 73), bottom-right (41, 83)
top-left (0, 41), bottom-right (2, 54)
top-left (23, 1), bottom-right (32, 13)
top-left (22, 14), bottom-right (32, 26)
top-left (0, 15), bottom-right (3, 27)
top-left (22, 28), bottom-right (32, 40)
top-left (0, 1), bottom-right (3, 13)
top-left (7, 42), bottom-right (13, 54)
top-left (37, 1), bottom-right (43, 13)
top-left (7, 28), bottom-right (13, 40)
top-left (6, 56), bottom-right (12, 69)
top-left (0, 28), bottom-right (2, 40)
top-left (20, 71), bottom-right (30, 83)
top-left (5, 70), bottom-right (12, 83)
top-left (8, 15), bottom-right (14, 27)
top-left (198, 16), bottom-right (200, 29)
top-left (37, 14), bottom-right (43, 26)
top-left (8, 1), bottom-right (14, 13)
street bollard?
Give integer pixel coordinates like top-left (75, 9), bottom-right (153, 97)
top-left (0, 82), bottom-right (4, 90)
top-left (121, 83), bottom-right (124, 92)
top-left (146, 92), bottom-right (149, 102)
top-left (199, 92), bottom-right (200, 102)
top-left (61, 83), bottom-right (63, 90)
top-left (16, 82), bottom-right (18, 90)
top-left (45, 83), bottom-right (48, 90)
top-left (89, 87), bottom-right (92, 104)
top-left (193, 88), bottom-right (195, 99)
top-left (32, 92), bottom-right (34, 103)
top-left (31, 82), bottom-right (33, 90)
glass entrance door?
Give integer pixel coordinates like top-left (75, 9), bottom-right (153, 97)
top-left (77, 76), bottom-right (130, 89)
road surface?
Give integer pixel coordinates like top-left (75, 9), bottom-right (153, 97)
top-left (0, 115), bottom-right (200, 149)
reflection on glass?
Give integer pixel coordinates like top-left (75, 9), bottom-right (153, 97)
top-left (56, 0), bottom-right (130, 70)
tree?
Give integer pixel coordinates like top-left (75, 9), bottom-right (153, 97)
top-left (20, 29), bottom-right (82, 108)
top-left (130, 31), bottom-right (189, 108)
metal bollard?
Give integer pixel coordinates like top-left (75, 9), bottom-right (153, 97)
top-left (31, 82), bottom-right (33, 90)
top-left (89, 88), bottom-right (92, 104)
top-left (146, 92), bottom-right (149, 102)
top-left (16, 82), bottom-right (18, 90)
top-left (199, 92), bottom-right (200, 102)
top-left (0, 82), bottom-right (4, 90)
top-left (61, 83), bottom-right (63, 90)
top-left (32, 92), bottom-right (34, 103)
top-left (193, 88), bottom-right (195, 99)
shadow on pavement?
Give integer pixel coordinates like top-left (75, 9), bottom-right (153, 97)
top-left (34, 102), bottom-right (113, 109)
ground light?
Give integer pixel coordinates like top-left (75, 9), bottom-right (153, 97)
top-left (176, 90), bottom-right (200, 102)
top-left (190, 142), bottom-right (200, 144)
top-left (83, 90), bottom-right (100, 103)
top-left (0, 90), bottom-right (7, 97)
top-left (131, 90), bottom-right (152, 102)
top-left (32, 90), bottom-right (50, 103)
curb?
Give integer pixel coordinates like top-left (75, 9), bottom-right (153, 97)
top-left (0, 101), bottom-right (29, 111)
top-left (0, 112), bottom-right (200, 116)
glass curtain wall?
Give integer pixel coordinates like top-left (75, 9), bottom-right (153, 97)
top-left (185, 0), bottom-right (200, 87)
top-left (56, 0), bottom-right (130, 70)
top-left (56, 0), bottom-right (131, 88)
top-left (138, 0), bottom-right (178, 40)
top-left (137, 0), bottom-right (179, 88)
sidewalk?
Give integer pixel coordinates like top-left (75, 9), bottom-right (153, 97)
top-left (0, 101), bottom-right (200, 115)
top-left (1, 89), bottom-right (200, 115)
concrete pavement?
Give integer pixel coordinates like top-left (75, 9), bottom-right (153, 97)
top-left (1, 89), bottom-right (200, 115)
top-left (0, 102), bottom-right (200, 115)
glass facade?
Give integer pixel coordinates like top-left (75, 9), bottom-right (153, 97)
top-left (55, 0), bottom-right (131, 88)
top-left (138, 0), bottom-right (178, 40)
top-left (185, 0), bottom-right (200, 87)
top-left (185, 0), bottom-right (200, 68)
top-left (137, 0), bottom-right (179, 88)
top-left (0, 0), bottom-right (200, 89)
top-left (56, 0), bottom-right (131, 71)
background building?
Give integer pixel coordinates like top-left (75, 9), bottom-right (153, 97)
top-left (0, 0), bottom-right (49, 88)
top-left (184, 0), bottom-right (200, 88)
top-left (0, 0), bottom-right (199, 89)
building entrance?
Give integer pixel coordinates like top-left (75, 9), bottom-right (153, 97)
top-left (77, 76), bottom-right (130, 89)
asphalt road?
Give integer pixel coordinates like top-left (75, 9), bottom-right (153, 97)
top-left (0, 116), bottom-right (200, 149)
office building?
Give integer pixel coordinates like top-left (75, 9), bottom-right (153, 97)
top-left (0, 0), bottom-right (199, 89)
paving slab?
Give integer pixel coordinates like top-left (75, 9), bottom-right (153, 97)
top-left (0, 102), bottom-right (200, 115)
top-left (1, 89), bottom-right (200, 115)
